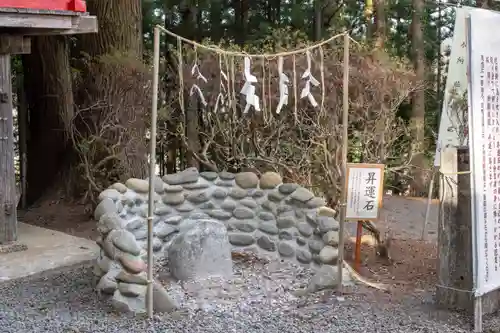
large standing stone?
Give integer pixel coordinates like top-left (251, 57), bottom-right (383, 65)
top-left (163, 167), bottom-right (199, 185)
top-left (235, 172), bottom-right (259, 189)
top-left (168, 220), bottom-right (233, 281)
top-left (259, 172), bottom-right (282, 189)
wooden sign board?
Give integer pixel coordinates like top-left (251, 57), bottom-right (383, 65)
top-left (345, 163), bottom-right (385, 221)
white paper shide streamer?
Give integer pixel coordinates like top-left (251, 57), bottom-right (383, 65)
top-left (300, 51), bottom-right (320, 107)
top-left (214, 64), bottom-right (229, 113)
top-left (240, 57), bottom-right (261, 113)
top-left (276, 56), bottom-right (289, 114)
top-left (189, 63), bottom-right (208, 106)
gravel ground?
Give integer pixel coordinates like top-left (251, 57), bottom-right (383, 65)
top-left (0, 255), bottom-right (486, 333)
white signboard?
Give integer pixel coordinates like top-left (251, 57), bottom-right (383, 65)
top-left (468, 9), bottom-right (500, 296)
top-left (345, 163), bottom-right (384, 221)
top-left (435, 6), bottom-right (478, 166)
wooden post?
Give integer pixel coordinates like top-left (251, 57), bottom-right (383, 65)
top-left (436, 147), bottom-right (500, 315)
top-left (337, 32), bottom-right (350, 293)
top-left (0, 35), bottom-right (30, 244)
top-left (0, 52), bottom-right (17, 243)
top-left (355, 220), bottom-right (363, 272)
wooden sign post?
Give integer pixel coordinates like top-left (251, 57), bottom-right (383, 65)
top-left (344, 163), bottom-right (385, 271)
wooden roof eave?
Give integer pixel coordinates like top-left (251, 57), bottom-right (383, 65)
top-left (0, 8), bottom-right (97, 35)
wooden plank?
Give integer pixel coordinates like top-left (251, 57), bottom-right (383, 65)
top-left (0, 35), bottom-right (30, 54)
top-left (0, 11), bottom-right (73, 29)
top-left (20, 15), bottom-right (98, 35)
top-left (0, 54), bottom-right (17, 244)
top-left (0, 0), bottom-right (86, 12)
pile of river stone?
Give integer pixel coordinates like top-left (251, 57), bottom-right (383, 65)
top-left (93, 167), bottom-right (344, 314)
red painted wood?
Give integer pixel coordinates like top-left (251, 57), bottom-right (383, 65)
top-left (0, 0), bottom-right (86, 12)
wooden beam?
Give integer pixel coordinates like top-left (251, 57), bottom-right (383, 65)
top-left (20, 15), bottom-right (98, 36)
top-left (0, 35), bottom-right (30, 54)
top-left (0, 54), bottom-right (17, 243)
top-left (0, 11), bottom-right (74, 29)
top-left (0, 0), bottom-right (86, 12)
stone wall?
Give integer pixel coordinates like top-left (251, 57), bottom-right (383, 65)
top-left (93, 168), bottom-right (341, 313)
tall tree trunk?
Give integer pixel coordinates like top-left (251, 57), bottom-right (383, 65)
top-left (374, 0), bottom-right (386, 162)
top-left (78, 0), bottom-right (147, 183)
top-left (80, 0), bottom-right (142, 58)
top-left (314, 0), bottom-right (322, 40)
top-left (164, 2), bottom-right (179, 174)
top-left (210, 0), bottom-right (223, 42)
top-left (410, 0), bottom-right (426, 196)
top-left (22, 36), bottom-right (74, 204)
top-left (179, 0), bottom-right (200, 169)
top-left (374, 0), bottom-right (385, 49)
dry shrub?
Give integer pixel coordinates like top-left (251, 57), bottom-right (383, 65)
top-left (70, 52), bottom-right (152, 203)
top-left (159, 38), bottom-right (420, 208)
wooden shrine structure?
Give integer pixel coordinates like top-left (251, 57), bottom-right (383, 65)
top-left (0, 1), bottom-right (97, 244)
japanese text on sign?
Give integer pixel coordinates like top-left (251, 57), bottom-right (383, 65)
top-left (345, 164), bottom-right (384, 220)
top-left (468, 8), bottom-right (500, 296)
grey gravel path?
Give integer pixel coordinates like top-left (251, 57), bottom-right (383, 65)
top-left (0, 261), bottom-right (490, 333)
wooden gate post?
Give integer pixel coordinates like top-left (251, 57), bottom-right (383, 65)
top-left (0, 35), bottom-right (30, 244)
